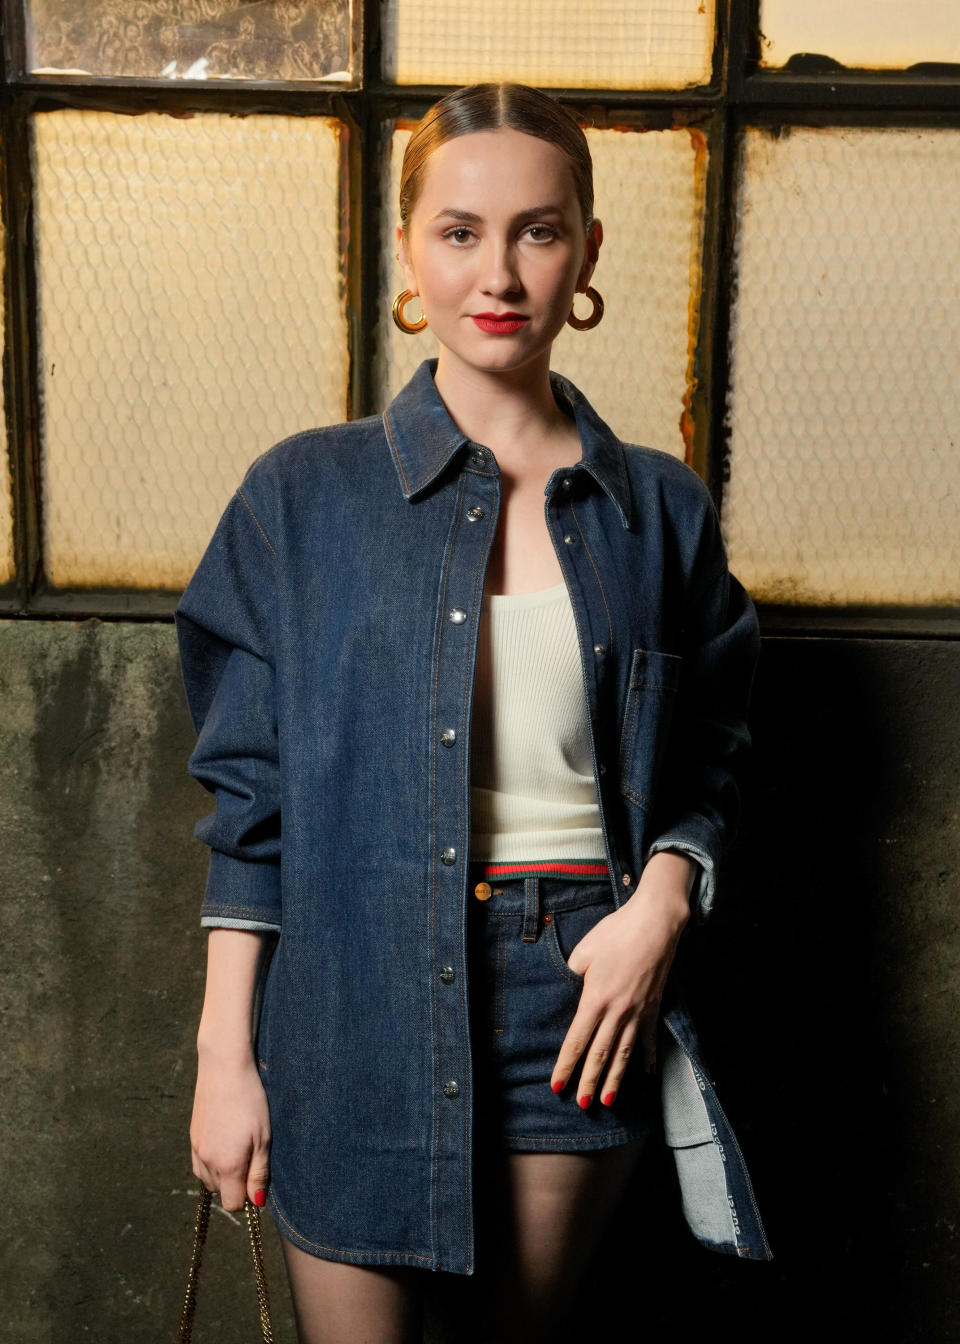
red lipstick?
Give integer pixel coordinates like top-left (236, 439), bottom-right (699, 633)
top-left (471, 312), bottom-right (528, 334)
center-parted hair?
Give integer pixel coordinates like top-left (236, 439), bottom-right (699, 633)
top-left (399, 83), bottom-right (594, 238)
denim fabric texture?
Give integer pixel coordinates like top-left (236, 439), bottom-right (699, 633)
top-left (466, 866), bottom-right (657, 1151)
top-left (174, 356), bottom-right (771, 1273)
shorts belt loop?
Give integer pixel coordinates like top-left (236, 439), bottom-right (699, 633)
top-left (522, 875), bottom-right (540, 942)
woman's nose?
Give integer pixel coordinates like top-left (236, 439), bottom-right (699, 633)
top-left (480, 241), bottom-right (521, 296)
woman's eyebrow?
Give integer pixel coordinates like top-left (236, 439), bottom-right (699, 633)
top-left (430, 204), bottom-right (565, 223)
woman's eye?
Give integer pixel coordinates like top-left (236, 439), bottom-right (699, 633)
top-left (526, 225), bottom-right (558, 242)
top-left (444, 227), bottom-right (475, 245)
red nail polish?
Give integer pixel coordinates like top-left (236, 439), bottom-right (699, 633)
top-left (253, 1189), bottom-right (266, 1207)
top-left (552, 1078), bottom-right (566, 1094)
top-left (602, 1091), bottom-right (616, 1106)
top-left (579, 1094), bottom-right (592, 1109)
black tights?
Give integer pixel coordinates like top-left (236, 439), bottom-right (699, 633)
top-left (279, 1137), bottom-right (646, 1344)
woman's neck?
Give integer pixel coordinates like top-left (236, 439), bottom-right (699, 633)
top-left (432, 347), bottom-right (578, 463)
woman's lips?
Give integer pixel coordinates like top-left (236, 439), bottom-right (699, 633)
top-left (471, 315), bottom-right (529, 334)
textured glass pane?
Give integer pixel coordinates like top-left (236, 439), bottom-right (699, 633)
top-left (33, 110), bottom-right (348, 588)
top-left (25, 0), bottom-right (352, 81)
top-left (724, 126), bottom-right (960, 606)
top-left (760, 0), bottom-right (960, 69)
top-left (377, 124), bottom-right (707, 465)
top-left (382, 0), bottom-right (715, 89)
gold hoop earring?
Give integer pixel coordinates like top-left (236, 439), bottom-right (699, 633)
top-left (566, 285), bottom-right (604, 331)
top-left (392, 289), bottom-right (428, 334)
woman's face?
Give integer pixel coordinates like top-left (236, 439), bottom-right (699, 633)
top-left (396, 127), bottom-right (602, 377)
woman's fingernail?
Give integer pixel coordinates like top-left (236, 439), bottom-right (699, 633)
top-left (552, 1078), bottom-right (566, 1094)
top-left (602, 1091), bottom-right (616, 1106)
top-left (253, 1189), bottom-right (266, 1207)
top-left (579, 1093), bottom-right (592, 1109)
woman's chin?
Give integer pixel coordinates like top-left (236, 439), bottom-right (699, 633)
top-left (438, 332), bottom-right (551, 376)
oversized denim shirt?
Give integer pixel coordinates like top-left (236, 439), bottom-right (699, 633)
top-left (174, 357), bottom-right (772, 1273)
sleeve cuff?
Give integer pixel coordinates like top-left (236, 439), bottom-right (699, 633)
top-left (200, 916), bottom-right (281, 932)
top-left (198, 848), bottom-right (282, 930)
top-left (644, 834), bottom-right (716, 924)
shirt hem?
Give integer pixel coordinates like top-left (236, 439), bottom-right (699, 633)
top-left (468, 858), bottom-right (610, 881)
top-left (267, 1187), bottom-right (450, 1274)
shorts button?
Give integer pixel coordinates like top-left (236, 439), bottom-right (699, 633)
top-left (474, 881), bottom-right (492, 900)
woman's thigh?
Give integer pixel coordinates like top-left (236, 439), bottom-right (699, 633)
top-left (279, 1138), bottom-right (645, 1344)
top-left (278, 1236), bottom-right (425, 1344)
top-left (460, 1137), bottom-right (647, 1344)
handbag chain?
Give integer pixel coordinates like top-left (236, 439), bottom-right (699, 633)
top-left (176, 1188), bottom-right (274, 1343)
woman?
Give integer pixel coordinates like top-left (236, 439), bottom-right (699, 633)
top-left (175, 82), bottom-right (769, 1344)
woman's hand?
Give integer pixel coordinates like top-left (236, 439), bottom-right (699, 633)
top-left (191, 1043), bottom-right (272, 1213)
top-left (549, 851), bottom-right (696, 1108)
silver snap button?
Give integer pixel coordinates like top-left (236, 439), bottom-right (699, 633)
top-left (449, 608), bottom-right (467, 624)
top-left (443, 1080), bottom-right (460, 1099)
top-left (440, 966), bottom-right (455, 984)
top-left (466, 506), bottom-right (484, 521)
top-left (440, 728), bottom-right (456, 747)
top-left (471, 449), bottom-right (487, 465)
top-left (440, 847), bottom-right (457, 866)
top-left (593, 642), bottom-right (606, 657)
top-left (562, 477), bottom-right (573, 489)
top-left (599, 762), bottom-right (607, 775)
top-left (563, 533), bottom-right (576, 545)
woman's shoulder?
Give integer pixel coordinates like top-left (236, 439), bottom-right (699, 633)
top-left (618, 437), bottom-right (715, 513)
top-left (243, 411), bottom-right (385, 485)
top-left (223, 413), bottom-right (390, 544)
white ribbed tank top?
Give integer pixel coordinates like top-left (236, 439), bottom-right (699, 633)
top-left (469, 581), bottom-right (606, 861)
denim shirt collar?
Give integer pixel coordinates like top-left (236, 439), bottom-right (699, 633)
top-left (383, 357), bottom-right (633, 529)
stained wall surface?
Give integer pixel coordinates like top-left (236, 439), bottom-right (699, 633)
top-left (2, 619), bottom-right (957, 1342)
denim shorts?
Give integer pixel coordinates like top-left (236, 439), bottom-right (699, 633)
top-left (466, 861), bottom-right (658, 1153)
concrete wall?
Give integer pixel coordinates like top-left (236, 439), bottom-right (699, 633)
top-left (2, 618), bottom-right (957, 1342)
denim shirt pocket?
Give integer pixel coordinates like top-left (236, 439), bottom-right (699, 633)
top-left (618, 648), bottom-right (683, 812)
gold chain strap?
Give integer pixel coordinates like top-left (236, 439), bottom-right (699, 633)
top-left (176, 1189), bottom-right (274, 1343)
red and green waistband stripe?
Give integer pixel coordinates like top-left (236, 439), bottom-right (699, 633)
top-left (470, 859), bottom-right (611, 882)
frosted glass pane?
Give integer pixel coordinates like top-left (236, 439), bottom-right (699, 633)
top-left (377, 125), bottom-right (707, 465)
top-left (760, 0), bottom-right (960, 69)
top-left (25, 0), bottom-right (352, 81)
top-left (383, 0), bottom-right (715, 89)
top-left (724, 126), bottom-right (960, 606)
top-left (33, 110), bottom-right (348, 589)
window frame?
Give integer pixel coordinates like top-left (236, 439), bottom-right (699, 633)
top-left (0, 0), bottom-right (957, 636)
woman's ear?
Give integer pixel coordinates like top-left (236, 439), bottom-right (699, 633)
top-left (396, 223), bottom-right (418, 296)
top-left (577, 217), bottom-right (603, 292)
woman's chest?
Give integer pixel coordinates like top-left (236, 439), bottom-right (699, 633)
top-left (481, 473), bottom-right (571, 596)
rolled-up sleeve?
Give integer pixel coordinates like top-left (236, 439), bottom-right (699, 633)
top-left (174, 475), bottom-right (282, 932)
top-left (645, 496), bottom-right (761, 924)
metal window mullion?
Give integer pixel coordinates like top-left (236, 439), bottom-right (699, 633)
top-left (740, 71), bottom-right (960, 111)
top-left (2, 93), bottom-right (42, 611)
top-left (339, 92), bottom-right (375, 422)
